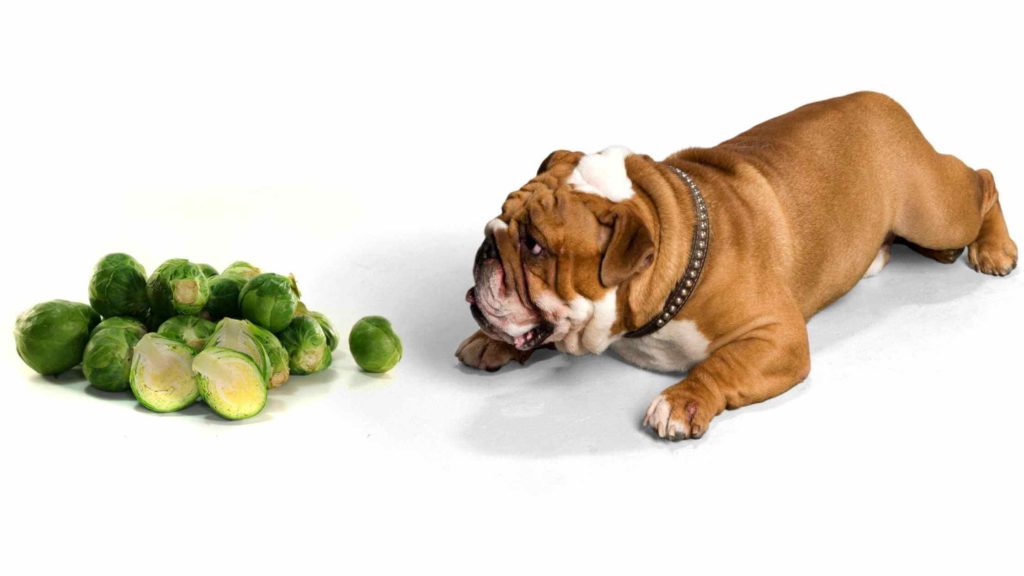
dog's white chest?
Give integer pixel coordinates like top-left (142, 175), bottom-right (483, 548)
top-left (609, 319), bottom-right (710, 373)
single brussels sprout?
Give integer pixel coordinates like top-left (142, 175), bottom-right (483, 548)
top-left (88, 253), bottom-right (150, 320)
top-left (307, 311), bottom-right (339, 352)
top-left (238, 273), bottom-right (299, 333)
top-left (248, 323), bottom-right (290, 388)
top-left (197, 263), bottom-right (219, 278)
top-left (91, 316), bottom-right (148, 340)
top-left (278, 316), bottom-right (332, 375)
top-left (348, 316), bottom-right (402, 373)
top-left (158, 315), bottom-right (216, 351)
top-left (205, 318), bottom-right (271, 384)
top-left (83, 323), bottom-right (145, 392)
top-left (130, 333), bottom-right (198, 412)
top-left (222, 261), bottom-right (261, 280)
top-left (146, 259), bottom-right (211, 325)
top-left (194, 347), bottom-right (267, 420)
top-left (204, 273), bottom-right (248, 320)
top-left (14, 300), bottom-right (101, 375)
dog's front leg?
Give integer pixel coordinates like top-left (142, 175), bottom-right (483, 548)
top-left (455, 330), bottom-right (541, 372)
top-left (643, 315), bottom-right (810, 441)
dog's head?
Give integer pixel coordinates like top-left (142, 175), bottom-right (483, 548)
top-left (466, 146), bottom-right (667, 354)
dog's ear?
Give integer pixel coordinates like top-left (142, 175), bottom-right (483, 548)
top-left (599, 203), bottom-right (655, 287)
top-left (536, 150), bottom-right (579, 175)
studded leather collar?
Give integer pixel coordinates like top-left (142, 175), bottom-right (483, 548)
top-left (622, 165), bottom-right (710, 338)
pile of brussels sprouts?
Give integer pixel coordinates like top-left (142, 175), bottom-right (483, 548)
top-left (14, 253), bottom-right (402, 421)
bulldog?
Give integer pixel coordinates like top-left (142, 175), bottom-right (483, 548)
top-left (456, 91), bottom-right (1017, 441)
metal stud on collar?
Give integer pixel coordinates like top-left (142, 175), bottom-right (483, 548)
top-left (624, 165), bottom-right (710, 338)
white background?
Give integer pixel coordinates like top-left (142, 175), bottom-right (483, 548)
top-left (1, 1), bottom-right (1021, 574)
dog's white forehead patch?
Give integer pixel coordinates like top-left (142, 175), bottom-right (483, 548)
top-left (566, 146), bottom-right (635, 202)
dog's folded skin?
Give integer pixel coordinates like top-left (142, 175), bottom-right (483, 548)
top-left (456, 91), bottom-right (1017, 441)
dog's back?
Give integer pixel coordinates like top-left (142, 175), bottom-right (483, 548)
top-left (677, 92), bottom-right (1002, 317)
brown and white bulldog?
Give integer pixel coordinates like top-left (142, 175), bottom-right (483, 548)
top-left (456, 91), bottom-right (1018, 441)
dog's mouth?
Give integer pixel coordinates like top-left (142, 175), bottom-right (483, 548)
top-left (466, 288), bottom-right (553, 351)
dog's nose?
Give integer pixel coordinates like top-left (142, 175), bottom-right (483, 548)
top-left (475, 236), bottom-right (498, 264)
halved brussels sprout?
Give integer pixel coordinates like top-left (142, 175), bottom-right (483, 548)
top-left (248, 323), bottom-right (290, 388)
top-left (204, 273), bottom-right (248, 320)
top-left (205, 318), bottom-right (271, 384)
top-left (83, 322), bottom-right (145, 392)
top-left (197, 263), bottom-right (219, 278)
top-left (91, 316), bottom-right (148, 340)
top-left (278, 316), bottom-right (332, 375)
top-left (130, 333), bottom-right (198, 412)
top-left (15, 300), bottom-right (101, 375)
top-left (194, 347), bottom-right (267, 420)
top-left (146, 259), bottom-right (211, 325)
top-left (238, 273), bottom-right (299, 332)
top-left (349, 316), bottom-right (402, 373)
top-left (88, 253), bottom-right (149, 320)
top-left (158, 315), bottom-right (216, 351)
top-left (307, 311), bottom-right (339, 352)
top-left (222, 261), bottom-right (261, 280)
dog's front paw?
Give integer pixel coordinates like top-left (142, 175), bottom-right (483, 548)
top-left (455, 330), bottom-right (529, 372)
top-left (643, 386), bottom-right (720, 441)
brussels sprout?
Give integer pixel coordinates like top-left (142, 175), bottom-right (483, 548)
top-left (14, 300), bottom-right (101, 375)
top-left (278, 316), bottom-right (332, 375)
top-left (83, 323), bottom-right (145, 392)
top-left (194, 347), bottom-right (267, 420)
top-left (205, 318), bottom-right (271, 384)
top-left (348, 316), bottom-right (402, 373)
top-left (293, 304), bottom-right (336, 351)
top-left (158, 315), bottom-right (216, 351)
top-left (248, 323), bottom-right (290, 388)
top-left (129, 333), bottom-right (198, 412)
top-left (204, 273), bottom-right (247, 320)
top-left (197, 263), bottom-right (219, 278)
top-left (307, 311), bottom-right (339, 352)
top-left (88, 253), bottom-right (150, 320)
top-left (238, 273), bottom-right (299, 333)
top-left (91, 316), bottom-right (148, 340)
top-left (223, 261), bottom-right (261, 280)
top-left (146, 259), bottom-right (211, 325)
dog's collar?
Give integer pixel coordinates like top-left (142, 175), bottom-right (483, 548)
top-left (623, 165), bottom-right (710, 339)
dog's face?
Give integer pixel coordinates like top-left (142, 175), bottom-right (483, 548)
top-left (466, 148), bottom-right (657, 354)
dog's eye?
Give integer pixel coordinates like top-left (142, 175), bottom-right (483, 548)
top-left (523, 232), bottom-right (545, 256)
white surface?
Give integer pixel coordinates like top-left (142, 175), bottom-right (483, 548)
top-left (1, 2), bottom-right (1022, 575)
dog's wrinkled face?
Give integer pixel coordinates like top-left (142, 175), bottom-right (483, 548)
top-left (466, 149), bottom-right (656, 354)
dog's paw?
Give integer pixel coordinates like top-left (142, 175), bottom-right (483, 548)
top-left (968, 235), bottom-right (1017, 276)
top-left (455, 330), bottom-right (529, 372)
top-left (643, 387), bottom-right (719, 441)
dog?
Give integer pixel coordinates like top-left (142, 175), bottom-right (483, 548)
top-left (456, 91), bottom-right (1017, 441)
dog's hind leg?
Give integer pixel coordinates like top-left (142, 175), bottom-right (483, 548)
top-left (967, 170), bottom-right (1017, 275)
top-left (893, 157), bottom-right (1017, 276)
top-left (894, 238), bottom-right (964, 264)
